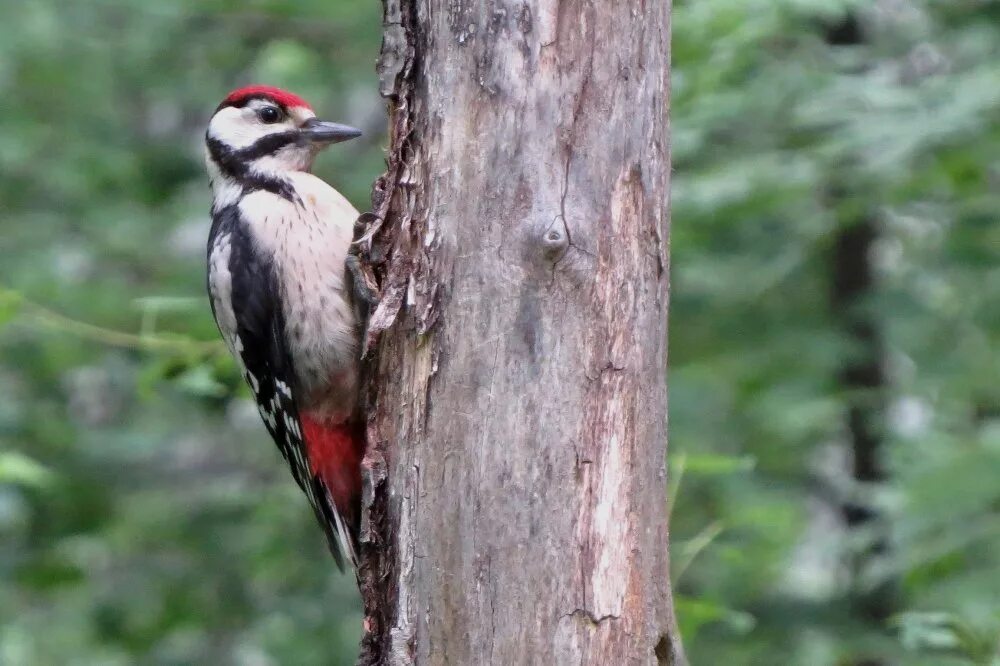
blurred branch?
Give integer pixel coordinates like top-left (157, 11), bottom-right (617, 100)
top-left (667, 451), bottom-right (687, 519)
top-left (674, 521), bottom-right (725, 584)
top-left (2, 289), bottom-right (223, 355)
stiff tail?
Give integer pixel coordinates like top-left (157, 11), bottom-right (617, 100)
top-left (300, 415), bottom-right (364, 567)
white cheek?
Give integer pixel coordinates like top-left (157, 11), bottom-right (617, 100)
top-left (208, 107), bottom-right (275, 149)
top-left (253, 145), bottom-right (313, 173)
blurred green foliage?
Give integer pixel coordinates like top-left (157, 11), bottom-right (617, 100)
top-left (0, 1), bottom-right (382, 663)
top-left (670, 0), bottom-right (1000, 664)
top-left (1, 0), bottom-right (998, 664)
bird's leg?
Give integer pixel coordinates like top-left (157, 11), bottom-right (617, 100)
top-left (349, 211), bottom-right (382, 310)
top-left (346, 253), bottom-right (379, 312)
top-left (348, 212), bottom-right (383, 354)
top-left (352, 212), bottom-right (383, 252)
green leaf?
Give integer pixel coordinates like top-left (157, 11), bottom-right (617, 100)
top-left (0, 451), bottom-right (54, 489)
top-left (173, 364), bottom-right (228, 398)
top-left (675, 595), bottom-right (756, 640)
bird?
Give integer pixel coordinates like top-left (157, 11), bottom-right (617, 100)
top-left (203, 85), bottom-right (370, 570)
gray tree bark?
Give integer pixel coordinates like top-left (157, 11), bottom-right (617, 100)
top-left (354, 1), bottom-right (681, 664)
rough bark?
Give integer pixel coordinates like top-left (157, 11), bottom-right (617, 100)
top-left (355, 1), bottom-right (680, 664)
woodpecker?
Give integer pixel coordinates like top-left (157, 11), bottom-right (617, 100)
top-left (204, 85), bottom-right (368, 569)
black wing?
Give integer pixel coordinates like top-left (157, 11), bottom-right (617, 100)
top-left (208, 206), bottom-right (351, 570)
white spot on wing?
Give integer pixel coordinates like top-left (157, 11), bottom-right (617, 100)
top-left (244, 370), bottom-right (259, 393)
top-left (258, 403), bottom-right (277, 430)
top-left (208, 233), bottom-right (240, 357)
top-left (287, 417), bottom-right (302, 439)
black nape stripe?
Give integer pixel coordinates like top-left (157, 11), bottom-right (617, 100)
top-left (206, 134), bottom-right (302, 203)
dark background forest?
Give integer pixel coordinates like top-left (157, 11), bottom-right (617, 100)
top-left (1, 1), bottom-right (998, 664)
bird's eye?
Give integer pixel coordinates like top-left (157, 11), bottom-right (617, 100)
top-left (258, 106), bottom-right (282, 124)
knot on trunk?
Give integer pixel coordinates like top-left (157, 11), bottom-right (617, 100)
top-left (540, 215), bottom-right (570, 262)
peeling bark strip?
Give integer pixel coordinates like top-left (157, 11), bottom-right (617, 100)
top-left (357, 0), bottom-right (682, 664)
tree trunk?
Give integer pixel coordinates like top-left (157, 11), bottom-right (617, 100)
top-left (823, 12), bottom-right (896, 641)
top-left (355, 1), bottom-right (680, 664)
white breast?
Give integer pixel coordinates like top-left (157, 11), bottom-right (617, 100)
top-left (238, 173), bottom-right (361, 420)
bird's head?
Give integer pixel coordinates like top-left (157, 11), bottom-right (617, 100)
top-left (205, 85), bottom-right (361, 187)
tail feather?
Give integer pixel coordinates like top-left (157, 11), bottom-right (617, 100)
top-left (330, 495), bottom-right (358, 568)
top-left (300, 414), bottom-right (364, 568)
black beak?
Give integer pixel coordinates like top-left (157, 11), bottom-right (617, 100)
top-left (299, 118), bottom-right (363, 144)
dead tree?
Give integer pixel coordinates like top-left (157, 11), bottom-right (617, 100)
top-left (354, 1), bottom-right (682, 664)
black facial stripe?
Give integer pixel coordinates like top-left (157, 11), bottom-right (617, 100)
top-left (206, 134), bottom-right (301, 203)
top-left (241, 130), bottom-right (302, 159)
top-left (207, 132), bottom-right (301, 171)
